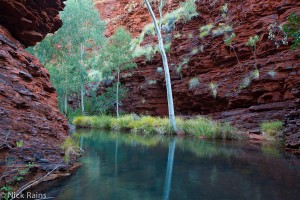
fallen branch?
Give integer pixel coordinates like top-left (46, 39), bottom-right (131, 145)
top-left (13, 160), bottom-right (64, 199)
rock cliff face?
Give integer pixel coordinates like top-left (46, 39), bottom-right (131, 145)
top-left (96, 0), bottom-right (300, 148)
top-left (0, 0), bottom-right (72, 187)
top-left (0, 0), bottom-right (65, 47)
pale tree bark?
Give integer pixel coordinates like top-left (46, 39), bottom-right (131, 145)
top-left (116, 69), bottom-right (120, 118)
top-left (144, 0), bottom-right (177, 132)
top-left (80, 45), bottom-right (85, 114)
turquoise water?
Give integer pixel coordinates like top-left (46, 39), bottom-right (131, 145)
top-left (45, 130), bottom-right (300, 200)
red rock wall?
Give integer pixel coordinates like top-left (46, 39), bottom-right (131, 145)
top-left (0, 0), bottom-right (66, 47)
top-left (0, 0), bottom-right (72, 186)
top-left (96, 0), bottom-right (300, 146)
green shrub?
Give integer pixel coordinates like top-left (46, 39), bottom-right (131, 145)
top-left (129, 116), bottom-right (157, 134)
top-left (72, 115), bottom-right (242, 140)
top-left (182, 117), bottom-right (240, 140)
top-left (189, 77), bottom-right (200, 90)
top-left (111, 114), bottom-right (134, 131)
top-left (67, 107), bottom-right (81, 122)
top-left (200, 24), bottom-right (214, 38)
top-left (260, 121), bottom-right (284, 137)
top-left (283, 13), bottom-right (300, 49)
top-left (133, 45), bottom-right (157, 60)
top-left (91, 115), bottom-right (113, 129)
top-left (61, 136), bottom-right (81, 162)
top-left (182, 117), bottom-right (221, 138)
top-left (73, 116), bottom-right (93, 127)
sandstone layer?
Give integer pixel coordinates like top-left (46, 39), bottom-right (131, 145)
top-left (96, 0), bottom-right (300, 148)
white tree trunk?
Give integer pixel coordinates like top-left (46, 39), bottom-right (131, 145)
top-left (116, 70), bottom-right (120, 118)
top-left (80, 45), bottom-right (85, 114)
top-left (81, 83), bottom-right (85, 114)
top-left (64, 92), bottom-right (68, 116)
top-left (144, 0), bottom-right (177, 132)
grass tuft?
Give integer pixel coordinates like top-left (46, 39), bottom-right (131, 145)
top-left (73, 115), bottom-right (242, 140)
top-left (260, 121), bottom-right (284, 137)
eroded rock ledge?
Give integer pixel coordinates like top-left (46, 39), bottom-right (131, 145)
top-left (0, 0), bottom-right (66, 47)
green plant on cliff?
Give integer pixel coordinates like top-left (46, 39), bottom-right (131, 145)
top-left (246, 35), bottom-right (260, 70)
top-left (199, 24), bottom-right (214, 38)
top-left (283, 13), bottom-right (300, 49)
top-left (100, 27), bottom-right (135, 117)
top-left (224, 33), bottom-right (242, 69)
top-left (189, 77), bottom-right (200, 90)
top-left (209, 82), bottom-right (218, 98)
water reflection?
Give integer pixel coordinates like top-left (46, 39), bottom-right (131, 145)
top-left (43, 129), bottom-right (300, 200)
top-left (163, 138), bottom-right (176, 200)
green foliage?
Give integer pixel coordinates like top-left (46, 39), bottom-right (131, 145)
top-left (260, 121), bottom-right (284, 137)
top-left (200, 24), bottom-right (214, 38)
top-left (220, 3), bottom-right (228, 14)
top-left (180, 0), bottom-right (199, 22)
top-left (1, 185), bottom-right (13, 200)
top-left (133, 45), bottom-right (157, 60)
top-left (102, 27), bottom-right (135, 72)
top-left (189, 77), bottom-right (200, 90)
top-left (182, 117), bottom-right (241, 140)
top-left (267, 70), bottom-right (277, 78)
top-left (73, 115), bottom-right (243, 139)
top-left (91, 83), bottom-right (127, 115)
top-left (212, 24), bottom-right (233, 37)
top-left (111, 115), bottom-right (134, 131)
top-left (61, 136), bottom-right (81, 163)
top-left (239, 69), bottom-right (260, 90)
top-left (148, 80), bottom-right (157, 85)
top-left (209, 82), bottom-right (218, 98)
top-left (67, 107), bottom-right (81, 123)
top-left (224, 33), bottom-right (236, 46)
top-left (16, 141), bottom-right (23, 148)
top-left (239, 77), bottom-right (251, 90)
top-left (251, 69), bottom-right (260, 79)
top-left (191, 48), bottom-right (198, 55)
top-left (283, 13), bottom-right (300, 49)
top-left (157, 67), bottom-right (163, 73)
top-left (27, 0), bottom-right (106, 115)
top-left (246, 35), bottom-right (259, 47)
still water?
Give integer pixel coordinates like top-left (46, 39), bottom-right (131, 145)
top-left (45, 130), bottom-right (300, 200)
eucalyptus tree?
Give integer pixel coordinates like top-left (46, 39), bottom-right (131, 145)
top-left (144, 0), bottom-right (177, 132)
top-left (58, 0), bottom-right (106, 114)
top-left (28, 0), bottom-right (106, 115)
top-left (101, 27), bottom-right (135, 117)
